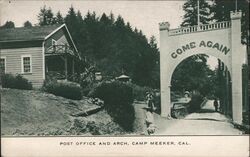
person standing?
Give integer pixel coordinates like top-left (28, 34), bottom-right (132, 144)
top-left (146, 92), bottom-right (155, 111)
top-left (213, 99), bottom-right (219, 112)
top-left (145, 108), bottom-right (156, 135)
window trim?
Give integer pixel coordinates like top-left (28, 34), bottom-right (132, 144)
top-left (21, 55), bottom-right (32, 74)
top-left (0, 56), bottom-right (6, 73)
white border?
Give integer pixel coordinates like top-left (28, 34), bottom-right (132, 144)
top-left (21, 54), bottom-right (32, 74)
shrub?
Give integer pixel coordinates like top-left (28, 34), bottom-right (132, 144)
top-left (187, 93), bottom-right (204, 113)
top-left (43, 80), bottom-right (82, 100)
top-left (127, 83), bottom-right (153, 101)
top-left (1, 73), bottom-right (32, 90)
top-left (91, 81), bottom-right (135, 131)
top-left (243, 111), bottom-right (249, 126)
top-left (154, 92), bottom-right (161, 114)
top-left (82, 82), bottom-right (101, 97)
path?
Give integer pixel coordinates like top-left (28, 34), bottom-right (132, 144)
top-left (152, 100), bottom-right (242, 135)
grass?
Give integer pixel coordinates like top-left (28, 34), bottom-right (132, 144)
top-left (1, 88), bottom-right (125, 136)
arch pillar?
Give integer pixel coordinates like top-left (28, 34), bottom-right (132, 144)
top-left (230, 11), bottom-right (244, 124)
top-left (159, 22), bottom-right (171, 118)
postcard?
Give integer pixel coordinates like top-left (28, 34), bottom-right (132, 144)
top-left (0, 0), bottom-right (249, 156)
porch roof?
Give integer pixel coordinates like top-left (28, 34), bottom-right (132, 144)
top-left (0, 25), bottom-right (60, 42)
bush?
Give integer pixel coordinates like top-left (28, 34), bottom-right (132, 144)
top-left (187, 93), bottom-right (204, 113)
top-left (1, 73), bottom-right (32, 90)
top-left (43, 80), bottom-right (82, 100)
top-left (127, 83), bottom-right (153, 101)
top-left (243, 111), bottom-right (249, 126)
top-left (154, 92), bottom-right (161, 114)
top-left (82, 82), bottom-right (101, 97)
top-left (90, 81), bottom-right (135, 131)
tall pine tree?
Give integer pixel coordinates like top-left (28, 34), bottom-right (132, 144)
top-left (0, 21), bottom-right (15, 29)
top-left (181, 0), bottom-right (212, 27)
top-left (37, 6), bottom-right (56, 26)
top-left (212, 0), bottom-right (249, 44)
top-left (173, 0), bottom-right (215, 96)
top-left (55, 11), bottom-right (64, 24)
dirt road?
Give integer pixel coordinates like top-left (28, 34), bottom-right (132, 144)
top-left (155, 100), bottom-right (242, 135)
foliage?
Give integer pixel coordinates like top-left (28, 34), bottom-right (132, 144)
top-left (37, 6), bottom-right (57, 26)
top-left (176, 0), bottom-right (214, 97)
top-left (55, 11), bottom-right (64, 24)
top-left (243, 111), bottom-right (249, 127)
top-left (79, 66), bottom-right (96, 88)
top-left (43, 80), bottom-right (82, 100)
top-left (37, 5), bottom-right (66, 26)
top-left (23, 21), bottom-right (32, 27)
top-left (181, 0), bottom-right (212, 27)
top-left (90, 81), bottom-right (135, 131)
top-left (82, 82), bottom-right (101, 97)
top-left (1, 73), bottom-right (32, 90)
top-left (187, 93), bottom-right (204, 113)
top-left (211, 0), bottom-right (249, 44)
top-left (171, 55), bottom-right (215, 97)
top-left (37, 6), bottom-right (160, 88)
top-left (127, 82), bottom-right (153, 101)
top-left (154, 92), bottom-right (161, 114)
top-left (0, 21), bottom-right (15, 29)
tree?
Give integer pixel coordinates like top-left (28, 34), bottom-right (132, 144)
top-left (212, 0), bottom-right (249, 44)
top-left (55, 11), bottom-right (64, 24)
top-left (181, 0), bottom-right (212, 27)
top-left (23, 21), bottom-right (32, 27)
top-left (172, 0), bottom-right (213, 96)
top-left (0, 21), bottom-right (15, 29)
top-left (149, 36), bottom-right (158, 50)
top-left (65, 6), bottom-right (78, 29)
top-left (34, 6), bottom-right (160, 88)
top-left (171, 55), bottom-right (215, 96)
top-left (37, 6), bottom-right (56, 26)
top-left (76, 10), bottom-right (83, 23)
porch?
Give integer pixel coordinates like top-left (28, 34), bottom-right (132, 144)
top-left (45, 44), bottom-right (81, 81)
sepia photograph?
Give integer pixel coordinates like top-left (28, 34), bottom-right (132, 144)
top-left (0, 0), bottom-right (249, 156)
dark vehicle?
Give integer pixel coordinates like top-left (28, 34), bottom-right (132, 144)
top-left (171, 97), bottom-right (191, 118)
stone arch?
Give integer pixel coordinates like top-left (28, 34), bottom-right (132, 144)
top-left (167, 51), bottom-right (231, 87)
top-left (159, 11), bottom-right (246, 124)
top-left (169, 53), bottom-right (231, 85)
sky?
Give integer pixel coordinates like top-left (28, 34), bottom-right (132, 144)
top-left (0, 0), bottom-right (218, 68)
top-left (0, 0), bottom-right (185, 42)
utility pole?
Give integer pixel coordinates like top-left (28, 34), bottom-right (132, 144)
top-left (197, 0), bottom-right (200, 26)
top-left (235, 0), bottom-right (238, 11)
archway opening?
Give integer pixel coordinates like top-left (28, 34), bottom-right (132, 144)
top-left (170, 54), bottom-right (232, 119)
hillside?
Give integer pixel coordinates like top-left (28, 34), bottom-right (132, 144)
top-left (0, 88), bottom-right (125, 136)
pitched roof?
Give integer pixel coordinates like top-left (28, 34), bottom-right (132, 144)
top-left (0, 25), bottom-right (61, 42)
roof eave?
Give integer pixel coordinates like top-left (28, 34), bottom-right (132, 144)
top-left (44, 24), bottom-right (80, 59)
top-left (0, 39), bottom-right (44, 43)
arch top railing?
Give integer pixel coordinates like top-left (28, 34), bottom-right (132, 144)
top-left (169, 21), bottom-right (231, 36)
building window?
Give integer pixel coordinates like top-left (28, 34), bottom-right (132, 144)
top-left (52, 39), bottom-right (57, 45)
top-left (0, 57), bottom-right (6, 74)
top-left (21, 55), bottom-right (32, 73)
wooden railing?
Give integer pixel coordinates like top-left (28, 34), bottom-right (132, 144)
top-left (46, 45), bottom-right (75, 56)
top-left (169, 21), bottom-right (231, 36)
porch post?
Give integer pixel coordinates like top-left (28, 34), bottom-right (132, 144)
top-left (72, 58), bottom-right (75, 75)
top-left (45, 58), bottom-right (49, 73)
top-left (65, 55), bottom-right (68, 80)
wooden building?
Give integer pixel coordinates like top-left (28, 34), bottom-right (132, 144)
top-left (0, 24), bottom-right (80, 87)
